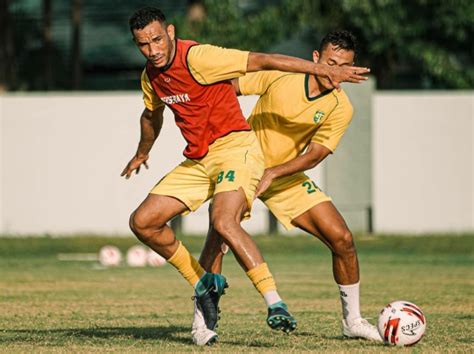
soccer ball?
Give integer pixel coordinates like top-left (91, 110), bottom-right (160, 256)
top-left (377, 300), bottom-right (426, 346)
top-left (126, 245), bottom-right (148, 267)
top-left (98, 245), bottom-right (122, 267)
top-left (146, 249), bottom-right (167, 267)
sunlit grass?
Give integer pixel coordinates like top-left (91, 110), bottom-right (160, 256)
top-left (0, 234), bottom-right (473, 352)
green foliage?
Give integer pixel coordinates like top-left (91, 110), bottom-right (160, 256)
top-left (282, 0), bottom-right (473, 88)
top-left (175, 0), bottom-right (474, 89)
top-left (3, 0), bottom-right (472, 89)
top-left (174, 0), bottom-right (292, 51)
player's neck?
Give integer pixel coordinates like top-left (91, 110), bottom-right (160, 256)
top-left (308, 74), bottom-right (324, 98)
top-left (160, 39), bottom-right (177, 72)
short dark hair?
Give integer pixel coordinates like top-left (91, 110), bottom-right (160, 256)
top-left (129, 7), bottom-right (167, 33)
top-left (319, 30), bottom-right (357, 54)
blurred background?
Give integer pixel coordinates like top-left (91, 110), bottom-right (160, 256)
top-left (0, 0), bottom-right (474, 91)
top-left (0, 0), bottom-right (473, 236)
top-left (1, 0), bottom-right (473, 91)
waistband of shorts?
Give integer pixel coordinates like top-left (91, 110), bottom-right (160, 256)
top-left (208, 130), bottom-right (257, 152)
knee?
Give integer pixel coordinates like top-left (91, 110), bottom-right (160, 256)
top-left (129, 209), bottom-right (165, 243)
top-left (212, 217), bottom-right (238, 239)
top-left (331, 229), bottom-right (356, 256)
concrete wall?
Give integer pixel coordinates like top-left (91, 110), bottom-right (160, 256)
top-left (373, 92), bottom-right (473, 233)
top-left (1, 93), bottom-right (164, 235)
top-left (0, 93), bottom-right (270, 235)
top-left (1, 90), bottom-right (473, 235)
top-left (325, 80), bottom-right (374, 232)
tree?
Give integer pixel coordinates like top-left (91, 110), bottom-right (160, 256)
top-left (71, 0), bottom-right (82, 89)
top-left (43, 0), bottom-right (53, 90)
top-left (175, 0), bottom-right (474, 89)
top-left (175, 0), bottom-right (293, 52)
top-left (0, 0), bottom-right (16, 91)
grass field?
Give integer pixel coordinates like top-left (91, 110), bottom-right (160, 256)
top-left (0, 234), bottom-right (473, 353)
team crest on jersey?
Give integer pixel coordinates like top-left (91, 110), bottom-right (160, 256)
top-left (313, 110), bottom-right (325, 124)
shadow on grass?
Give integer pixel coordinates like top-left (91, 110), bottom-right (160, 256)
top-left (0, 325), bottom-right (191, 345)
top-left (220, 332), bottom-right (383, 348)
top-left (295, 332), bottom-right (383, 347)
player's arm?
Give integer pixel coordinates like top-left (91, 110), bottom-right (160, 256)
top-left (231, 78), bottom-right (241, 95)
top-left (121, 106), bottom-right (165, 179)
top-left (255, 143), bottom-right (330, 197)
top-left (233, 70), bottom-right (284, 96)
top-left (189, 45), bottom-right (368, 90)
top-left (247, 52), bottom-right (369, 90)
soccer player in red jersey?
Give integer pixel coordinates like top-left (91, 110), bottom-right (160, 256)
top-left (121, 7), bottom-right (369, 344)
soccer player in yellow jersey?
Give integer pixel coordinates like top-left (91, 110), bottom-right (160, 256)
top-left (121, 7), bottom-right (370, 345)
top-left (192, 31), bottom-right (382, 343)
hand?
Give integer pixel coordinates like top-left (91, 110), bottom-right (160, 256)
top-left (255, 168), bottom-right (277, 198)
top-left (121, 154), bottom-right (149, 179)
top-left (320, 65), bottom-right (370, 91)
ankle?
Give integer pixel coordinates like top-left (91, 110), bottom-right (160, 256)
top-left (194, 272), bottom-right (213, 296)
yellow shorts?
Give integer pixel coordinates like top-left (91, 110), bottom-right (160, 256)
top-left (259, 172), bottom-right (332, 230)
top-left (150, 131), bottom-right (264, 217)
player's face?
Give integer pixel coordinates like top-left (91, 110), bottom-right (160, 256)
top-left (313, 44), bottom-right (355, 88)
top-left (133, 21), bottom-right (176, 68)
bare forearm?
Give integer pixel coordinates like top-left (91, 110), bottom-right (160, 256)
top-left (268, 154), bottom-right (319, 180)
top-left (247, 53), bottom-right (329, 76)
top-left (269, 144), bottom-right (331, 180)
top-left (247, 53), bottom-right (369, 89)
top-left (135, 108), bottom-right (164, 157)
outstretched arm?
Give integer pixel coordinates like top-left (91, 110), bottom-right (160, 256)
top-left (121, 106), bottom-right (165, 179)
top-left (255, 142), bottom-right (331, 197)
top-left (247, 52), bottom-right (369, 90)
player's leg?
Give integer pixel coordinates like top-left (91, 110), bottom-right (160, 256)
top-left (130, 162), bottom-right (227, 338)
top-left (292, 201), bottom-right (358, 285)
top-left (192, 208), bottom-right (228, 346)
top-left (130, 193), bottom-right (186, 259)
top-left (131, 194), bottom-right (222, 297)
top-left (198, 204), bottom-right (226, 273)
top-left (211, 188), bottom-right (297, 333)
top-left (192, 131), bottom-right (295, 335)
top-left (291, 201), bottom-right (381, 341)
top-left (260, 173), bottom-right (380, 341)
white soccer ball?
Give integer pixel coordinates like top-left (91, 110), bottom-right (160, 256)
top-left (99, 245), bottom-right (122, 267)
top-left (146, 249), bottom-right (167, 267)
top-left (377, 300), bottom-right (426, 346)
top-left (126, 245), bottom-right (148, 267)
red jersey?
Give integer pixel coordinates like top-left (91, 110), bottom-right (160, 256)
top-left (145, 39), bottom-right (251, 159)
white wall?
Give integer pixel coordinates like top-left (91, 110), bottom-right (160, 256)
top-left (1, 91), bottom-right (473, 235)
top-left (0, 93), bottom-right (272, 235)
top-left (373, 92), bottom-right (473, 233)
top-left (0, 93), bottom-right (162, 234)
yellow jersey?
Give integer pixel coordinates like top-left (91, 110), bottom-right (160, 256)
top-left (239, 71), bottom-right (353, 168)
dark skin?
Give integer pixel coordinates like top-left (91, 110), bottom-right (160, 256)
top-left (200, 44), bottom-right (360, 285)
top-left (122, 20), bottom-right (368, 274)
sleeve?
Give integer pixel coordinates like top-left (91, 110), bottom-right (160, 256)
top-left (311, 98), bottom-right (353, 152)
top-left (141, 69), bottom-right (164, 111)
top-left (238, 71), bottom-right (285, 96)
top-left (187, 44), bottom-right (250, 84)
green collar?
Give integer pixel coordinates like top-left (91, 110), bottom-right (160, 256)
top-left (305, 74), bottom-right (333, 101)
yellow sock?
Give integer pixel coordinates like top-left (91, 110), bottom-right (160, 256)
top-left (246, 262), bottom-right (277, 295)
top-left (167, 241), bottom-right (205, 288)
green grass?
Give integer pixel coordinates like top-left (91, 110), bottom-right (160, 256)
top-left (0, 234), bottom-right (473, 352)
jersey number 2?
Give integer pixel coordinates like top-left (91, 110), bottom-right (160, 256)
top-left (302, 180), bottom-right (319, 194)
